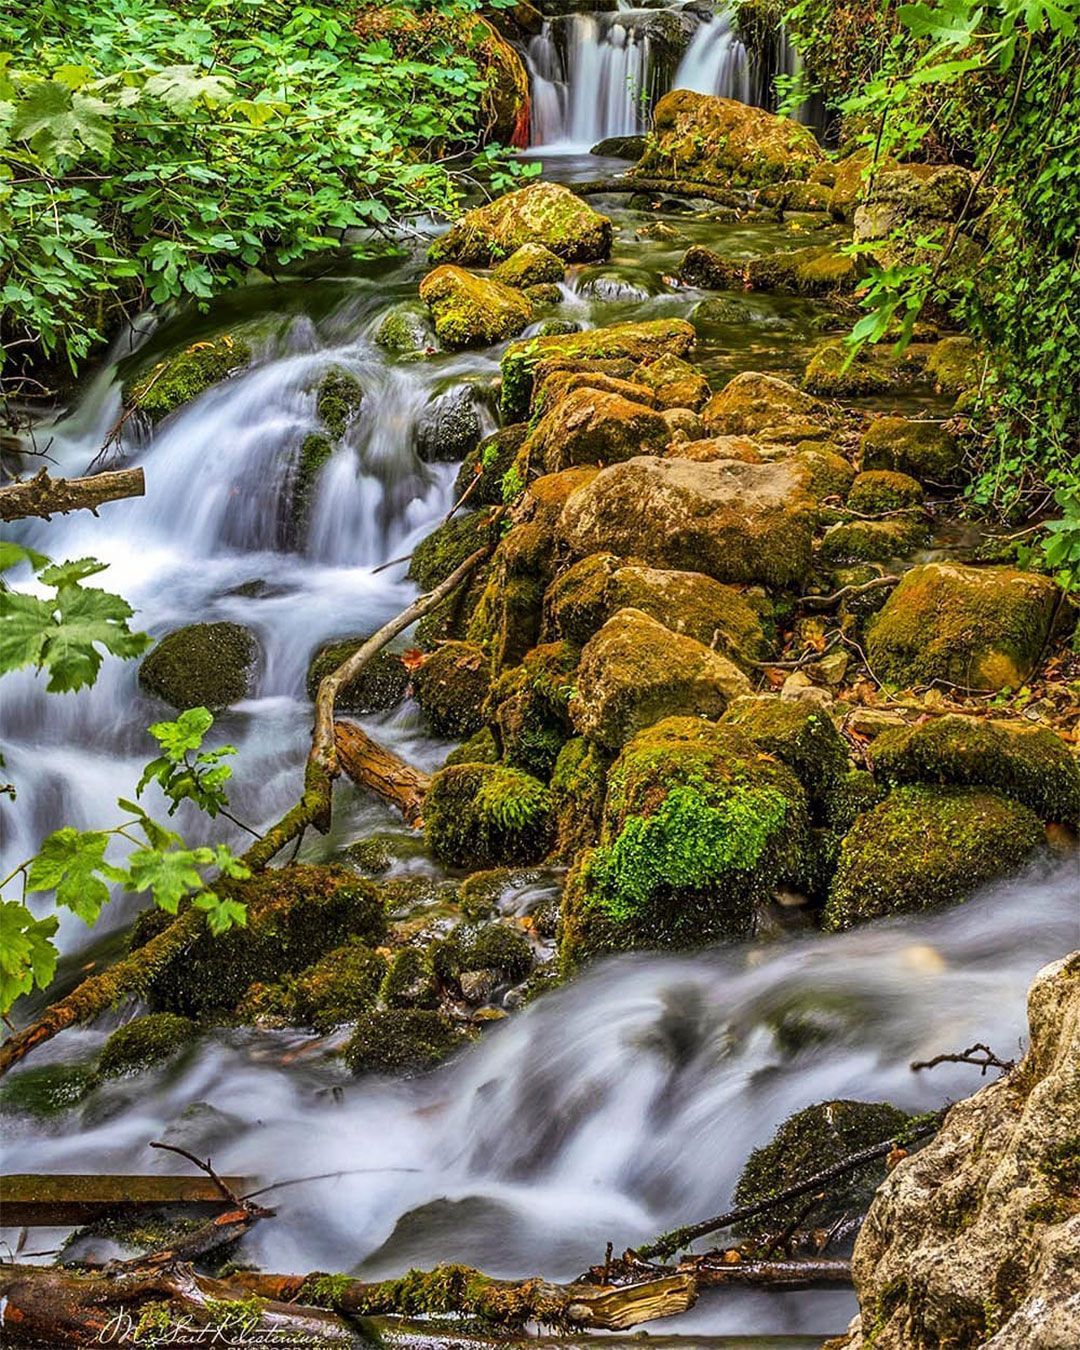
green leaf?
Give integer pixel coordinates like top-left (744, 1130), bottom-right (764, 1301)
top-left (193, 890), bottom-right (247, 935)
top-left (0, 542), bottom-right (49, 575)
top-left (0, 901), bottom-right (59, 1015)
top-left (147, 707), bottom-right (214, 759)
top-left (144, 66), bottom-right (235, 113)
top-left (123, 845), bottom-right (212, 914)
top-left (10, 78), bottom-right (113, 165)
top-left (25, 826), bottom-right (123, 923)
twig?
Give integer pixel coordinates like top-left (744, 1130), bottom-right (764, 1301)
top-left (371, 477), bottom-right (492, 575)
top-left (748, 637), bottom-right (842, 670)
top-left (911, 1042), bottom-right (1016, 1076)
top-left (148, 1141), bottom-right (248, 1209)
top-left (801, 575), bottom-right (898, 612)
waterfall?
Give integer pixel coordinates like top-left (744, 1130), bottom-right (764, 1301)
top-left (672, 8), bottom-right (752, 102)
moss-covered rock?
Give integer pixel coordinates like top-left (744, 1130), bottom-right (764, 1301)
top-left (734, 1100), bottom-right (915, 1236)
top-left (500, 318), bottom-right (695, 420)
top-left (425, 763), bottom-right (554, 868)
top-left (925, 335), bottom-right (980, 396)
top-left (434, 921), bottom-right (534, 987)
top-left (560, 717), bottom-right (808, 963)
top-left (827, 149), bottom-right (876, 222)
top-left (549, 736), bottom-right (607, 861)
top-left (570, 608), bottom-right (750, 751)
top-left (492, 242), bottom-right (566, 289)
top-left (419, 266), bottom-right (533, 351)
top-left (306, 637), bottom-right (408, 713)
top-left (822, 767), bottom-right (888, 833)
top-left (146, 865), bottom-right (385, 1018)
top-left (748, 244), bottom-right (859, 296)
top-left (847, 469), bottom-right (924, 514)
top-left (860, 416), bottom-right (963, 483)
top-left (138, 621), bottom-right (259, 712)
top-left (703, 371), bottom-right (825, 438)
top-left (633, 90), bottom-right (825, 188)
top-left (670, 435), bottom-right (763, 465)
top-left (417, 385), bottom-right (483, 463)
top-left (375, 302), bottom-right (433, 356)
top-left (288, 940), bottom-right (387, 1032)
top-left (444, 726), bottom-right (500, 767)
top-left (413, 641), bottom-right (491, 738)
top-left (408, 510), bottom-right (498, 591)
top-left (526, 387), bottom-right (671, 475)
top-left (591, 134), bottom-right (646, 159)
top-left (0, 1062), bottom-right (97, 1117)
top-left (343, 1009), bottom-right (467, 1076)
top-left (430, 181), bottom-right (612, 267)
top-left (292, 433), bottom-right (334, 536)
top-left (544, 551), bottom-right (768, 666)
top-left (823, 785), bottom-right (1045, 930)
top-left (721, 696), bottom-right (850, 804)
top-left (803, 341), bottom-right (898, 397)
top-left (556, 455), bottom-right (818, 589)
top-left (122, 335), bottom-right (252, 423)
top-left (315, 367), bottom-right (364, 439)
top-left (868, 716), bottom-right (1080, 826)
top-left (634, 352), bottom-right (711, 411)
top-left (381, 946), bottom-right (440, 1009)
top-left (817, 516), bottom-right (927, 564)
top-left (97, 1014), bottom-right (197, 1079)
top-left (454, 425), bottom-right (528, 506)
top-left (794, 444), bottom-right (857, 501)
top-left (487, 640), bottom-right (578, 779)
top-left (865, 563), bottom-right (1060, 692)
top-left (531, 368), bottom-right (660, 419)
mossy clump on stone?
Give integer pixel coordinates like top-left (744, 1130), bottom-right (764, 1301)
top-left (823, 785), bottom-right (1045, 930)
top-left (434, 921), bottom-right (534, 986)
top-left (702, 370), bottom-right (824, 438)
top-left (749, 244), bottom-right (858, 296)
top-left (293, 433), bottom-right (334, 535)
top-left (492, 242), bottom-right (566, 289)
top-left (818, 516), bottom-right (927, 565)
top-left (865, 563), bottom-right (1060, 692)
top-left (847, 469), bottom-right (924, 514)
top-left (721, 696), bottom-right (851, 803)
top-left (146, 865), bottom-right (385, 1018)
top-left (408, 511), bottom-right (498, 591)
top-left (634, 352), bottom-right (711, 411)
top-left (925, 335), bottom-right (980, 396)
top-left (381, 946), bottom-right (440, 1009)
top-left (122, 335), bottom-right (252, 423)
top-left (315, 367), bottom-right (364, 439)
top-left (860, 416), bottom-right (963, 483)
top-left (454, 425), bottom-right (528, 507)
top-left (487, 640), bottom-right (579, 780)
top-left (419, 266), bottom-right (533, 351)
top-left (417, 385), bottom-right (483, 464)
top-left (424, 764), bottom-right (554, 868)
top-left (97, 1014), bottom-right (198, 1079)
top-left (560, 717), bottom-right (808, 964)
top-left (549, 736), bottom-right (607, 861)
top-left (868, 715), bottom-right (1080, 826)
top-left (794, 445), bottom-right (857, 501)
top-left (0, 1062), bottom-right (97, 1117)
top-left (526, 387), bottom-right (671, 476)
top-left (803, 341), bottom-right (894, 397)
top-left (822, 768), bottom-right (888, 833)
top-left (733, 1099), bottom-right (915, 1236)
top-left (445, 726), bottom-right (500, 767)
top-left (343, 1009), bottom-right (467, 1076)
top-left (375, 302), bottom-right (433, 356)
top-left (138, 621), bottom-right (258, 712)
top-left (274, 939), bottom-right (388, 1032)
top-left (306, 637), bottom-right (408, 714)
top-left (430, 181), bottom-right (613, 267)
top-left (413, 641), bottom-right (491, 739)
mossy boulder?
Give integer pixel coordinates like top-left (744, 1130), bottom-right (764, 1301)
top-left (97, 1014), bottom-right (197, 1079)
top-left (822, 767), bottom-right (888, 833)
top-left (430, 181), bottom-right (612, 267)
top-left (408, 511), bottom-right (497, 591)
top-left (417, 385), bottom-right (483, 463)
top-left (419, 266), bottom-right (533, 350)
top-left (381, 946), bottom-right (440, 1009)
top-left (670, 435), bottom-right (763, 465)
top-left (292, 433), bottom-right (334, 536)
top-left (803, 341), bottom-right (900, 398)
top-left (487, 640), bottom-right (578, 779)
top-left (434, 921), bottom-right (534, 987)
top-left (544, 551), bottom-right (768, 666)
top-left (454, 425), bottom-right (528, 506)
top-left (702, 371), bottom-right (825, 439)
top-left (306, 637), bottom-right (408, 713)
top-left (556, 455), bottom-right (818, 589)
top-left (444, 726), bottom-right (500, 767)
top-left (794, 444), bottom-right (857, 501)
top-left (634, 90), bottom-right (824, 188)
top-left (425, 763), bottom-right (554, 868)
top-left (734, 1100), bottom-right (915, 1236)
top-left (375, 302), bottom-right (433, 356)
top-left (847, 469), bottom-right (924, 514)
top-left (591, 134), bottom-right (646, 159)
top-left (344, 1009), bottom-right (467, 1076)
top-left (868, 716), bottom-right (1080, 826)
top-left (122, 335), bottom-right (251, 423)
top-left (560, 717), bottom-right (808, 963)
top-left (241, 939), bottom-right (387, 1032)
top-left (500, 317), bottom-right (695, 420)
top-left (818, 516), bottom-right (927, 565)
top-left (549, 736), bottom-right (607, 861)
top-left (925, 335), bottom-right (980, 396)
top-left (823, 786), bottom-right (1045, 930)
top-left (526, 387), bottom-right (671, 475)
top-left (315, 367), bottom-right (364, 438)
top-left (860, 416), bottom-right (963, 483)
top-left (748, 244), bottom-right (859, 296)
top-left (570, 608), bottom-right (751, 751)
top-left (531, 368), bottom-right (660, 419)
top-left (145, 865), bottom-right (385, 1018)
top-left (492, 242), bottom-right (566, 289)
top-left (412, 641), bottom-right (491, 738)
top-left (721, 696), bottom-right (850, 803)
top-left (138, 621), bottom-right (259, 712)
top-left (865, 563), bottom-right (1060, 692)
top-left (634, 352), bottom-right (711, 411)
top-left (0, 1062), bottom-right (97, 1118)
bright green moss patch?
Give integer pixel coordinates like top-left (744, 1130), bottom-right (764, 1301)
top-left (424, 763), bottom-right (554, 868)
top-left (343, 1009), bottom-right (468, 1076)
top-left (454, 425), bottom-right (528, 507)
top-left (549, 736), bottom-right (607, 860)
top-left (847, 469), bottom-right (924, 514)
top-left (98, 1013), bottom-right (197, 1079)
top-left (138, 621), bottom-right (258, 712)
top-left (721, 696), bottom-right (851, 801)
top-left (123, 335), bottom-right (252, 423)
top-left (315, 366), bottom-right (364, 438)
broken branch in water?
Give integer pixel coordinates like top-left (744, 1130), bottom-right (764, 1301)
top-left (911, 1042), bottom-right (1017, 1075)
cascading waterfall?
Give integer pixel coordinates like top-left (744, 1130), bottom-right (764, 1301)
top-left (672, 7), bottom-right (753, 102)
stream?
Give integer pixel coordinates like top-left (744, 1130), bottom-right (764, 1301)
top-left (1, 15), bottom-right (1075, 1342)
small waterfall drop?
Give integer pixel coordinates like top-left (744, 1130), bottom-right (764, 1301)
top-left (673, 8), bottom-right (752, 102)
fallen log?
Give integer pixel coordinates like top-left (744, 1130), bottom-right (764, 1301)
top-left (0, 1173), bottom-right (254, 1227)
top-left (569, 177), bottom-right (756, 209)
top-left (688, 1257), bottom-right (852, 1289)
top-left (0, 466), bottom-right (145, 522)
top-left (334, 720), bottom-right (431, 826)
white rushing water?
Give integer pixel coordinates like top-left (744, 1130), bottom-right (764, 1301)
top-left (673, 8), bottom-right (752, 102)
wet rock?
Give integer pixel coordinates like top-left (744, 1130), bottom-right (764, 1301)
top-left (532, 368), bottom-right (660, 417)
top-left (419, 266), bottom-right (533, 350)
top-left (679, 244), bottom-right (748, 289)
top-left (492, 242), bottom-right (566, 289)
top-left (343, 1009), bottom-right (468, 1076)
top-left (925, 335), bottom-right (980, 397)
top-left (671, 434), bottom-right (763, 464)
top-left (138, 621), bottom-right (259, 712)
top-left (430, 181), bottom-right (612, 267)
top-left (702, 370), bottom-right (825, 438)
top-left (380, 946), bottom-right (439, 1009)
top-left (424, 763), bottom-right (554, 867)
top-left (570, 608), bottom-right (751, 751)
top-left (454, 424), bottom-right (528, 506)
top-left (412, 641), bottom-right (491, 738)
top-left (122, 335), bottom-right (251, 423)
top-left (560, 717), bottom-right (808, 964)
top-left (818, 516), bottom-right (928, 565)
top-left (750, 244), bottom-right (859, 295)
top-left (97, 1014), bottom-right (197, 1079)
top-left (526, 387), bottom-right (672, 474)
top-left (803, 340), bottom-right (918, 398)
top-left (544, 551), bottom-right (768, 666)
top-left (847, 469), bottom-right (924, 514)
top-left (315, 366), bottom-right (363, 438)
top-left (837, 954), bottom-right (1080, 1350)
top-left (306, 637), bottom-right (408, 714)
top-left (408, 510), bottom-right (498, 591)
top-left (487, 640), bottom-right (579, 779)
top-left (868, 715), bottom-right (1080, 826)
top-left (662, 407), bottom-right (706, 441)
top-left (524, 282), bottom-right (563, 305)
top-left (721, 696), bottom-right (851, 803)
top-left (556, 455), bottom-right (818, 589)
top-left (0, 1062), bottom-right (97, 1118)
top-left (444, 725), bottom-right (500, 767)
top-left (826, 148), bottom-right (876, 222)
top-left (634, 351), bottom-right (711, 410)
top-left (734, 1100), bottom-right (916, 1237)
top-left (434, 921), bottom-right (534, 988)
top-left (549, 736), bottom-right (606, 861)
top-left (865, 562), bottom-right (1060, 692)
top-left (794, 444), bottom-right (858, 500)
top-left (823, 785), bottom-right (1045, 930)
top-left (375, 302), bottom-right (433, 356)
top-left (417, 385), bottom-right (483, 462)
top-left (860, 415), bottom-right (964, 483)
top-left (634, 90), bottom-right (825, 188)
top-left (240, 939), bottom-right (387, 1032)
top-left (590, 134), bottom-right (646, 159)
top-left (500, 317), bottom-right (695, 420)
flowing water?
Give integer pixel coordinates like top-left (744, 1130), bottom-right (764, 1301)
top-left (1, 147), bottom-right (1075, 1343)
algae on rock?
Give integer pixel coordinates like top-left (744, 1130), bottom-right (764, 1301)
top-left (138, 621), bottom-right (259, 712)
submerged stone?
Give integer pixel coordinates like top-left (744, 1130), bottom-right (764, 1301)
top-left (138, 621), bottom-right (259, 712)
top-left (344, 1009), bottom-right (467, 1076)
top-left (98, 1014), bottom-right (198, 1079)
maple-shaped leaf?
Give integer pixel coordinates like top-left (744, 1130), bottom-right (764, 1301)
top-left (0, 901), bottom-right (59, 1015)
top-left (10, 78), bottom-right (113, 167)
top-left (144, 66), bottom-right (235, 114)
top-left (26, 826), bottom-right (124, 924)
top-left (193, 890), bottom-right (248, 935)
top-left (123, 845), bottom-right (213, 914)
top-left (400, 648), bottom-right (426, 672)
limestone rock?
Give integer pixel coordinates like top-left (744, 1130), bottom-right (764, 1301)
top-left (634, 352), bottom-right (711, 411)
top-left (526, 387), bottom-right (671, 474)
top-left (492, 242), bottom-right (566, 289)
top-left (703, 371), bottom-right (825, 439)
top-left (860, 416), bottom-right (963, 483)
top-left (419, 266), bottom-right (533, 350)
top-left (430, 181), bottom-right (612, 267)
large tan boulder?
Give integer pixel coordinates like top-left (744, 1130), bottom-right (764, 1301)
top-left (702, 371), bottom-right (826, 439)
top-left (526, 387), bottom-right (671, 474)
top-left (557, 455), bottom-right (818, 589)
top-left (430, 181), bottom-right (612, 267)
top-left (634, 90), bottom-right (825, 188)
top-left (419, 266), bottom-right (532, 350)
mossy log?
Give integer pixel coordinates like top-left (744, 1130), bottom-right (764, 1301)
top-left (0, 466), bottom-right (145, 522)
top-left (334, 720), bottom-right (431, 827)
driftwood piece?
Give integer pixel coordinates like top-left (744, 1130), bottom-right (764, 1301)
top-left (0, 1173), bottom-right (254, 1227)
top-left (334, 720), bottom-right (432, 826)
top-left (688, 1256), bottom-right (852, 1289)
top-left (0, 467), bottom-right (145, 522)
